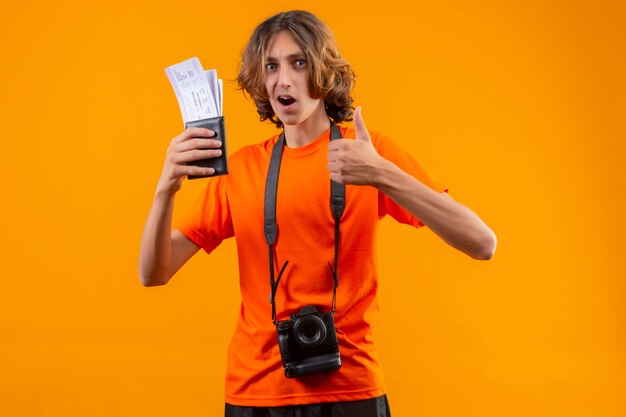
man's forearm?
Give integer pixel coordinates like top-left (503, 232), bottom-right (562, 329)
top-left (374, 160), bottom-right (497, 260)
top-left (138, 189), bottom-right (176, 285)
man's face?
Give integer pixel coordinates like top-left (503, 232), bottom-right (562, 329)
top-left (264, 31), bottom-right (325, 127)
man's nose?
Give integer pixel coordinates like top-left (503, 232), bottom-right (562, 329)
top-left (277, 65), bottom-right (292, 88)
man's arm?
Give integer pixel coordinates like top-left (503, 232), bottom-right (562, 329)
top-left (327, 107), bottom-right (497, 260)
top-left (374, 166), bottom-right (496, 260)
top-left (139, 190), bottom-right (201, 286)
top-left (138, 127), bottom-right (223, 286)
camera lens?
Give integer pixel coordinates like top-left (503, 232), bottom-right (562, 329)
top-left (293, 315), bottom-right (327, 347)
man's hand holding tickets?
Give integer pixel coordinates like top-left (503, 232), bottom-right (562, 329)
top-left (157, 128), bottom-right (222, 195)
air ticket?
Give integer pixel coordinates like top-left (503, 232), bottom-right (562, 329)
top-left (165, 57), bottom-right (222, 123)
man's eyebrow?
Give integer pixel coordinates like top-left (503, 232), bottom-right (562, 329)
top-left (265, 53), bottom-right (306, 62)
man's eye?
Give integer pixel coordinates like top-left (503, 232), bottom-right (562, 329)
top-left (294, 59), bottom-right (306, 68)
top-left (266, 63), bottom-right (277, 71)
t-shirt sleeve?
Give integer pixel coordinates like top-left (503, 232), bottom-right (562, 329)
top-left (375, 134), bottom-right (449, 228)
top-left (174, 175), bottom-right (234, 254)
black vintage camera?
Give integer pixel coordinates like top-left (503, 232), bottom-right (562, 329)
top-left (275, 305), bottom-right (341, 378)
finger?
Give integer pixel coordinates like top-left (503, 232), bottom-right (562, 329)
top-left (175, 138), bottom-right (223, 152)
top-left (328, 139), bottom-right (350, 152)
top-left (327, 146), bottom-right (342, 162)
top-left (173, 128), bottom-right (216, 144)
top-left (182, 165), bottom-right (216, 177)
top-left (354, 106), bottom-right (371, 143)
top-left (170, 163), bottom-right (215, 177)
top-left (186, 127), bottom-right (216, 138)
top-left (174, 148), bottom-right (223, 164)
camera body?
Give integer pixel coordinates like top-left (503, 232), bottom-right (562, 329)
top-left (275, 305), bottom-right (341, 378)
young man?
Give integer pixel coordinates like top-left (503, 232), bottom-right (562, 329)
top-left (139, 10), bottom-right (496, 417)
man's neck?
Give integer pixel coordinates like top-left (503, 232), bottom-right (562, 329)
top-left (283, 107), bottom-right (330, 148)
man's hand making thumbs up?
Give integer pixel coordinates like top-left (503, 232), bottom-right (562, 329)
top-left (327, 105), bottom-right (495, 259)
top-left (327, 106), bottom-right (386, 185)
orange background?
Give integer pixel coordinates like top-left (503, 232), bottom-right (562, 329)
top-left (1, 1), bottom-right (624, 416)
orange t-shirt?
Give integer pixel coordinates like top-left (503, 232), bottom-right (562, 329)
top-left (175, 126), bottom-right (447, 407)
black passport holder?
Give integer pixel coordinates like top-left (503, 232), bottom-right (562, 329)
top-left (184, 116), bottom-right (229, 179)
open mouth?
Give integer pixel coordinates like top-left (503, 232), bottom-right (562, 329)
top-left (277, 95), bottom-right (296, 106)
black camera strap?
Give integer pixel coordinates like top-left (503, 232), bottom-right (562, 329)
top-left (264, 123), bottom-right (345, 323)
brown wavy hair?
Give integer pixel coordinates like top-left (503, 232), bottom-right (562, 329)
top-left (237, 10), bottom-right (356, 128)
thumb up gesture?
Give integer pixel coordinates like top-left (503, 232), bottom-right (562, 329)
top-left (327, 106), bottom-right (385, 185)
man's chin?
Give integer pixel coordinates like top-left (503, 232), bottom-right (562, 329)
top-left (277, 113), bottom-right (301, 126)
